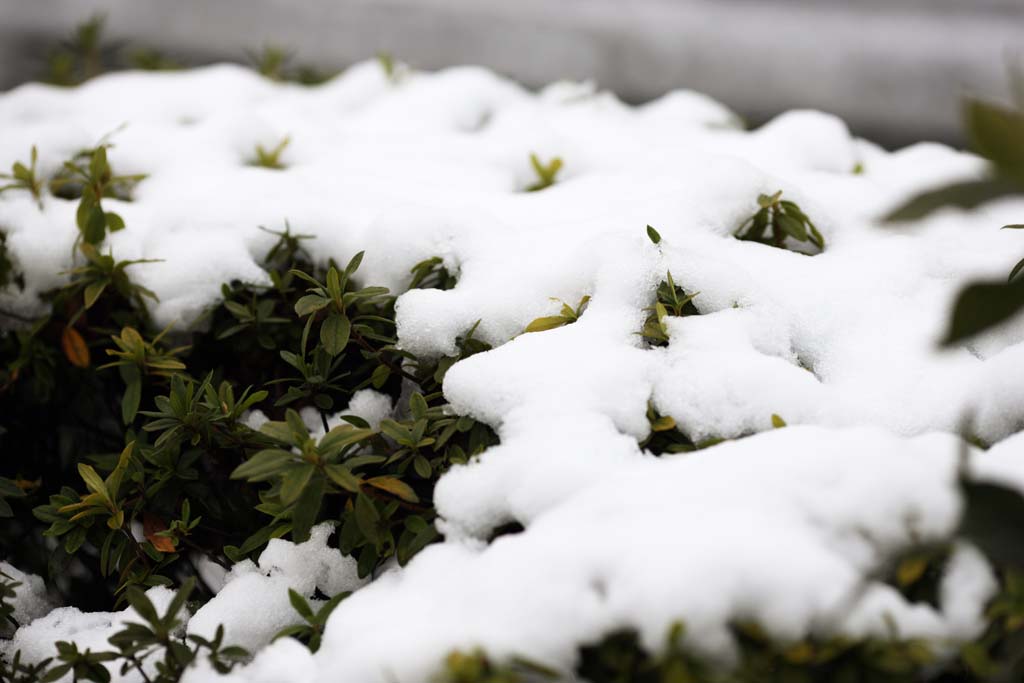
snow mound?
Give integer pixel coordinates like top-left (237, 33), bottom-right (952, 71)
top-left (2, 61), bottom-right (1023, 682)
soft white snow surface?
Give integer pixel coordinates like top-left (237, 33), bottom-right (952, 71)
top-left (2, 62), bottom-right (1024, 682)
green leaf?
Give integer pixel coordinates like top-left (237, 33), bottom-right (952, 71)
top-left (354, 493), bottom-right (381, 543)
top-left (883, 178), bottom-right (1023, 222)
top-left (121, 365), bottom-right (141, 424)
top-left (124, 585), bottom-right (161, 627)
top-left (371, 364), bottom-right (390, 388)
top-left (524, 316), bottom-right (567, 333)
top-left (231, 449), bottom-right (292, 480)
top-left (291, 475), bottom-right (325, 542)
top-left (941, 278), bottom-right (1024, 345)
top-left (326, 267), bottom-right (342, 301)
top-left (319, 426), bottom-right (375, 457)
top-left (776, 213), bottom-right (807, 241)
top-left (163, 577), bottom-right (196, 630)
top-left (345, 251), bottom-right (364, 276)
top-left (77, 463), bottom-right (110, 503)
top-left (409, 392), bottom-right (428, 421)
top-left (83, 205), bottom-right (106, 244)
top-left (325, 464), bottom-right (361, 493)
top-left (287, 588), bottom-right (315, 621)
top-left (280, 464), bottom-right (315, 505)
top-left (646, 225), bottom-right (662, 244)
top-left (320, 314), bottom-right (351, 356)
top-left (295, 294), bottom-right (329, 317)
top-left (285, 408), bottom-right (310, 443)
top-left (771, 414), bottom-right (787, 428)
top-left (965, 99), bottom-right (1024, 173)
top-left (106, 211), bottom-right (125, 232)
top-left (959, 478), bottom-right (1024, 570)
top-left (83, 280), bottom-right (108, 309)
top-left (1010, 257), bottom-right (1024, 283)
top-left (365, 476), bottom-right (419, 503)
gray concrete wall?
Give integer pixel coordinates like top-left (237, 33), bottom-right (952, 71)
top-left (2, 0), bottom-right (1023, 146)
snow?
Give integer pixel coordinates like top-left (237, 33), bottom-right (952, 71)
top-left (2, 60), bottom-right (1024, 682)
top-left (187, 523), bottom-right (365, 652)
top-left (2, 586), bottom-right (181, 682)
top-left (0, 562), bottom-right (53, 633)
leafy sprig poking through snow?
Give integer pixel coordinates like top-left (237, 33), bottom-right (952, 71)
top-left (45, 14), bottom-right (109, 86)
top-left (638, 402), bottom-right (722, 455)
top-left (409, 256), bottom-right (459, 291)
top-left (249, 136), bottom-right (292, 170)
top-left (523, 295), bottom-right (590, 333)
top-left (735, 190), bottom-right (825, 253)
top-left (525, 153), bottom-right (563, 192)
top-left (247, 45), bottom-right (333, 85)
top-left (0, 146), bottom-right (44, 209)
top-left (51, 145), bottom-right (146, 247)
top-left (274, 589), bottom-right (349, 653)
top-left (641, 270), bottom-right (700, 346)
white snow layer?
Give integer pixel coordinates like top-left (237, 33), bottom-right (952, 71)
top-left (1, 61), bottom-right (1023, 682)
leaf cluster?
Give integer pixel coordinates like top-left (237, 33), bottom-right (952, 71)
top-left (735, 191), bottom-right (824, 253)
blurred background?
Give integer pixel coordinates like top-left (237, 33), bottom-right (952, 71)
top-left (1, 0), bottom-right (1022, 147)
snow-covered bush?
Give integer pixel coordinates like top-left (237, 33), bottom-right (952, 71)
top-left (2, 15), bottom-right (1024, 683)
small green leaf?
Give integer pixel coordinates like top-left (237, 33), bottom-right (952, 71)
top-left (325, 463), bottom-right (361, 493)
top-left (83, 280), bottom-right (108, 309)
top-left (295, 294), bottom-right (329, 317)
top-left (366, 476), bottom-right (419, 503)
top-left (354, 493), bottom-right (381, 543)
top-left (646, 225), bottom-right (662, 244)
top-left (524, 316), bottom-right (567, 333)
top-left (106, 211), bottom-right (125, 232)
top-left (291, 475), bottom-right (325, 543)
top-left (121, 366), bottom-right (141, 424)
top-left (771, 414), bottom-right (787, 428)
top-left (320, 314), bottom-right (351, 356)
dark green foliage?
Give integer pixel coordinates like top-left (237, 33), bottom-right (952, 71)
top-left (274, 589), bottom-right (349, 652)
top-left (248, 46), bottom-right (334, 85)
top-left (525, 154), bottom-right (563, 192)
top-left (45, 14), bottom-right (112, 86)
top-left (577, 623), bottom-right (710, 683)
top-left (1, 203), bottom-right (497, 613)
top-left (735, 191), bottom-right (825, 253)
top-left (641, 271), bottom-right (699, 346)
top-left (0, 650), bottom-right (54, 683)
